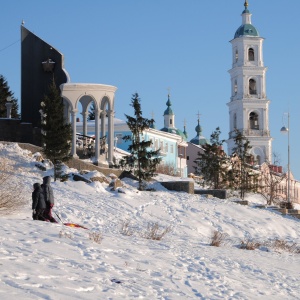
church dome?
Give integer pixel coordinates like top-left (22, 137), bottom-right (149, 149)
top-left (190, 135), bottom-right (208, 146)
top-left (164, 97), bottom-right (174, 115)
top-left (234, 24), bottom-right (259, 38)
top-left (189, 118), bottom-right (209, 146)
top-left (160, 93), bottom-right (187, 141)
top-left (234, 1), bottom-right (259, 39)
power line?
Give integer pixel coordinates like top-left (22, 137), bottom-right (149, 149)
top-left (0, 39), bottom-right (20, 53)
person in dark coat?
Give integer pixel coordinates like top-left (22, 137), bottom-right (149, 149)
top-left (32, 183), bottom-right (46, 221)
top-left (42, 176), bottom-right (57, 223)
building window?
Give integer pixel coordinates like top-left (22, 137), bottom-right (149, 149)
top-left (160, 141), bottom-right (163, 151)
top-left (248, 48), bottom-right (254, 61)
top-left (249, 112), bottom-right (259, 129)
top-left (170, 144), bottom-right (174, 153)
top-left (233, 113), bottom-right (237, 129)
top-left (165, 143), bottom-right (168, 153)
top-left (155, 139), bottom-right (159, 150)
top-left (235, 49), bottom-right (238, 62)
top-left (249, 79), bottom-right (257, 95)
top-left (170, 119), bottom-right (172, 125)
top-left (234, 80), bottom-right (238, 95)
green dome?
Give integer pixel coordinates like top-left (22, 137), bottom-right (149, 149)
top-left (189, 118), bottom-right (208, 146)
top-left (164, 107), bottom-right (174, 115)
top-left (195, 123), bottom-right (202, 133)
top-left (234, 24), bottom-right (259, 38)
top-left (190, 136), bottom-right (208, 146)
top-left (164, 96), bottom-right (174, 115)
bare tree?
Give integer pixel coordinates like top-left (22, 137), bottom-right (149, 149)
top-left (258, 154), bottom-right (286, 205)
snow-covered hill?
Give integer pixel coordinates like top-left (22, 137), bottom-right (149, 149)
top-left (0, 143), bottom-right (300, 300)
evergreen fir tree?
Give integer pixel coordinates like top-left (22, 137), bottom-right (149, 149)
top-left (88, 102), bottom-right (96, 120)
top-left (40, 80), bottom-right (72, 181)
top-left (194, 127), bottom-right (228, 189)
top-left (122, 93), bottom-right (161, 190)
top-left (0, 75), bottom-right (20, 119)
top-left (228, 129), bottom-right (259, 199)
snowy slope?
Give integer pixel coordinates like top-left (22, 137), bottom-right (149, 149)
top-left (0, 143), bottom-right (300, 300)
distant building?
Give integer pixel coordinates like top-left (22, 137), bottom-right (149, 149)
top-left (227, 1), bottom-right (272, 164)
top-left (189, 116), bottom-right (209, 147)
top-left (186, 116), bottom-right (209, 174)
top-left (186, 142), bottom-right (205, 175)
top-left (77, 93), bottom-right (189, 177)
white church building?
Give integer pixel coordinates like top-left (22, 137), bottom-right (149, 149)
top-left (227, 0), bottom-right (272, 164)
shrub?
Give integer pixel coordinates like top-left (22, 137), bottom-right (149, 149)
top-left (141, 222), bottom-right (172, 240)
top-left (120, 220), bottom-right (133, 236)
top-left (271, 239), bottom-right (300, 254)
top-left (240, 239), bottom-right (261, 250)
top-left (89, 231), bottom-right (103, 244)
top-left (156, 162), bottom-right (177, 176)
top-left (0, 158), bottom-right (27, 215)
top-left (210, 230), bottom-right (228, 247)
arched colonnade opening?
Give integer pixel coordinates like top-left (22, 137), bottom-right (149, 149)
top-left (60, 83), bottom-right (117, 166)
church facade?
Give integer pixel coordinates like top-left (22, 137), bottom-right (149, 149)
top-left (227, 1), bottom-right (272, 165)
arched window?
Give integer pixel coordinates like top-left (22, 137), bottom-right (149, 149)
top-left (248, 48), bottom-right (254, 61)
top-left (249, 79), bottom-right (256, 95)
top-left (234, 80), bottom-right (238, 95)
top-left (249, 112), bottom-right (259, 129)
top-left (233, 113), bottom-right (237, 129)
top-left (235, 49), bottom-right (238, 62)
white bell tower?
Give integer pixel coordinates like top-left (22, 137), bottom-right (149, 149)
top-left (227, 1), bottom-right (272, 164)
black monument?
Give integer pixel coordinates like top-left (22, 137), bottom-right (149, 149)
top-left (21, 25), bottom-right (69, 127)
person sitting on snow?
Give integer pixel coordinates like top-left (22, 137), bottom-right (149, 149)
top-left (42, 176), bottom-right (57, 223)
top-left (32, 183), bottom-right (46, 221)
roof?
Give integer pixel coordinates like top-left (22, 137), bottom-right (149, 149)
top-left (189, 135), bottom-right (209, 146)
top-left (234, 24), bottom-right (259, 38)
top-left (160, 127), bottom-right (187, 141)
top-left (234, 1), bottom-right (259, 38)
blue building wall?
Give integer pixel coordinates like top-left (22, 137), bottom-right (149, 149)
top-left (77, 121), bottom-right (187, 177)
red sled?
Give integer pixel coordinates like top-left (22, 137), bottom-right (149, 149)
top-left (63, 223), bottom-right (89, 230)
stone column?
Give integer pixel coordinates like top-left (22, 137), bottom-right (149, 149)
top-left (82, 111), bottom-right (88, 137)
top-left (100, 111), bottom-right (106, 138)
top-left (5, 102), bottom-right (13, 118)
top-left (94, 109), bottom-right (100, 162)
top-left (71, 110), bottom-right (78, 157)
top-left (107, 109), bottom-right (115, 165)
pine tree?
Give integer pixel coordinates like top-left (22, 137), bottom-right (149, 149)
top-left (228, 129), bottom-right (259, 199)
top-left (194, 127), bottom-right (228, 189)
top-left (88, 102), bottom-right (96, 120)
top-left (122, 93), bottom-right (161, 190)
top-left (40, 80), bottom-right (72, 181)
top-left (0, 75), bottom-right (20, 119)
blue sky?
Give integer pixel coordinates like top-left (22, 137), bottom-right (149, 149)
top-left (1, 0), bottom-right (300, 179)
